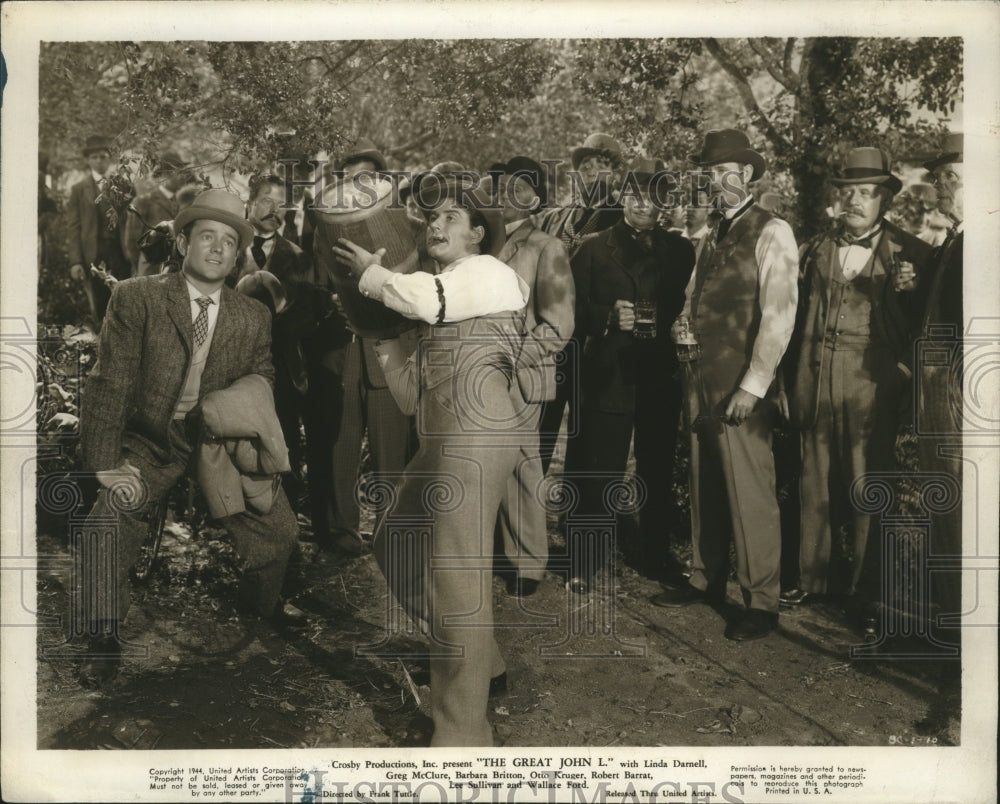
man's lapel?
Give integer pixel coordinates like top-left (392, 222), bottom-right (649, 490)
top-left (499, 221), bottom-right (532, 264)
top-left (206, 286), bottom-right (240, 376)
top-left (166, 271), bottom-right (194, 356)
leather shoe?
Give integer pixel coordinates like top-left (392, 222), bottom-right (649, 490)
top-left (725, 609), bottom-right (779, 641)
top-left (78, 635), bottom-right (122, 688)
top-left (779, 588), bottom-right (813, 606)
top-left (272, 601), bottom-right (309, 629)
top-left (567, 576), bottom-right (590, 595)
top-left (507, 577), bottom-right (540, 598)
top-left (489, 672), bottom-right (508, 698)
top-left (651, 584), bottom-right (722, 608)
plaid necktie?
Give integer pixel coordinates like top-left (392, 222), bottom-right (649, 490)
top-left (193, 295), bottom-right (213, 348)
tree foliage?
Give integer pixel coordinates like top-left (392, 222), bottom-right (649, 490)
top-left (40, 36), bottom-right (961, 244)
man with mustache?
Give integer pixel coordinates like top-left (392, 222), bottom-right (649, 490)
top-left (242, 174), bottom-right (312, 283)
top-left (781, 147), bottom-right (932, 635)
top-left (653, 130), bottom-right (798, 642)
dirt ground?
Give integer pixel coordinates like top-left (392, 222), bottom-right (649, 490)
top-left (35, 493), bottom-right (960, 752)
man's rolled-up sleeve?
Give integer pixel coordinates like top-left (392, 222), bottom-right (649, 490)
top-left (739, 218), bottom-right (799, 398)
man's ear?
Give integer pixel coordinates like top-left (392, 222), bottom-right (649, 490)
top-left (175, 232), bottom-right (188, 257)
top-left (470, 225), bottom-right (485, 246)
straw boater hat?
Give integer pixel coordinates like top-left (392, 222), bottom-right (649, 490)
top-left (570, 133), bottom-right (623, 170)
top-left (689, 129), bottom-right (767, 183)
top-left (830, 147), bottom-right (902, 196)
top-left (174, 188), bottom-right (255, 251)
top-left (82, 135), bottom-right (113, 157)
top-left (923, 131), bottom-right (963, 172)
top-left (414, 174), bottom-right (505, 258)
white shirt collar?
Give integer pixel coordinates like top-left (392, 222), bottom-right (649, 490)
top-left (687, 224), bottom-right (710, 241)
top-left (185, 278), bottom-right (223, 304)
top-left (505, 218), bottom-right (529, 235)
top-left (722, 196), bottom-right (754, 221)
top-left (158, 184), bottom-right (175, 200)
top-left (91, 170), bottom-right (107, 184)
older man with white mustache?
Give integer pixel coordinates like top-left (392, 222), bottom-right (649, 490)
top-left (782, 147), bottom-right (933, 638)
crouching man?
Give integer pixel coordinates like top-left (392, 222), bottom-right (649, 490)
top-left (75, 188), bottom-right (300, 686)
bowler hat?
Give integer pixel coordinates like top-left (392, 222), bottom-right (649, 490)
top-left (82, 135), bottom-right (113, 157)
top-left (571, 133), bottom-right (623, 170)
top-left (923, 131), bottom-right (963, 172)
top-left (622, 156), bottom-right (665, 193)
top-left (830, 147), bottom-right (902, 195)
top-left (338, 138), bottom-right (387, 172)
top-left (493, 155), bottom-right (549, 208)
top-left (689, 129), bottom-right (767, 182)
top-left (173, 188), bottom-right (255, 251)
top-left (152, 149), bottom-right (189, 178)
top-left (415, 174), bottom-right (505, 258)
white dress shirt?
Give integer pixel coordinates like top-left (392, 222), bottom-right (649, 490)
top-left (358, 254), bottom-right (529, 325)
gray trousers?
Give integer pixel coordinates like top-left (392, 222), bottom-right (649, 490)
top-left (77, 420), bottom-right (299, 631)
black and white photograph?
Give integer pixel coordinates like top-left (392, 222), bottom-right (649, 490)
top-left (1, 1), bottom-right (998, 802)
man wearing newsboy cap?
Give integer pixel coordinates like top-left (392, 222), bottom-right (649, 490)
top-left (75, 188), bottom-right (301, 686)
top-left (653, 130), bottom-right (798, 642)
top-left (781, 147), bottom-right (932, 635)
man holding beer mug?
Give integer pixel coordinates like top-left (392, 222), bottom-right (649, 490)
top-left (781, 147), bottom-right (933, 636)
top-left (570, 157), bottom-right (695, 594)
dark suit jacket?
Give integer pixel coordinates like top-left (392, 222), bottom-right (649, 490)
top-left (81, 270), bottom-right (275, 473)
top-left (123, 189), bottom-right (179, 272)
top-left (66, 175), bottom-right (108, 268)
top-left (242, 233), bottom-right (312, 285)
top-left (498, 221), bottom-right (575, 401)
top-left (572, 221), bottom-right (695, 414)
top-left (785, 219), bottom-right (933, 430)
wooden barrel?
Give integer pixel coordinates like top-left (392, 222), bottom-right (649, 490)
top-left (313, 177), bottom-right (420, 339)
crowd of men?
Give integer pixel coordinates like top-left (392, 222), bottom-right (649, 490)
top-left (57, 128), bottom-right (963, 720)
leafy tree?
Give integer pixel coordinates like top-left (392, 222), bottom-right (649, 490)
top-left (571, 37), bottom-right (961, 238)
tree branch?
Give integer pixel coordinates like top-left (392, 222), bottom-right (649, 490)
top-left (747, 39), bottom-right (795, 92)
top-left (783, 38), bottom-right (798, 87)
top-left (704, 38), bottom-right (791, 151)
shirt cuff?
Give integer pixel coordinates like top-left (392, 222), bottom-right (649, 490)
top-left (738, 372), bottom-right (771, 400)
top-left (358, 264), bottom-right (393, 300)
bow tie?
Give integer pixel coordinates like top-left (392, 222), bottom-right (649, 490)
top-left (630, 228), bottom-right (655, 253)
top-left (837, 228), bottom-right (880, 249)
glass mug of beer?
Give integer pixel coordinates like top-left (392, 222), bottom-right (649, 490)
top-left (633, 299), bottom-right (657, 340)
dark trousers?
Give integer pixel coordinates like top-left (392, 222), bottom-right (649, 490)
top-left (573, 375), bottom-right (683, 580)
top-left (537, 344), bottom-right (582, 475)
top-left (302, 350), bottom-right (347, 542)
top-left (330, 340), bottom-right (414, 539)
top-left (86, 237), bottom-right (130, 327)
top-left (77, 420), bottom-right (299, 631)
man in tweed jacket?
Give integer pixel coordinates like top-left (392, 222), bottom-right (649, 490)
top-left (76, 189), bottom-right (300, 686)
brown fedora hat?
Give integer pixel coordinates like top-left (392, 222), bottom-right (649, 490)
top-left (82, 135), bottom-right (113, 157)
top-left (689, 129), bottom-right (766, 182)
top-left (571, 132), bottom-right (623, 169)
top-left (830, 147), bottom-right (902, 195)
top-left (415, 174), bottom-right (505, 258)
top-left (923, 131), bottom-right (963, 172)
top-left (338, 138), bottom-right (387, 172)
top-left (173, 188), bottom-right (254, 251)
